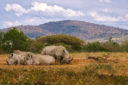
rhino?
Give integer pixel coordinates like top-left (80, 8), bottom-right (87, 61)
top-left (6, 53), bottom-right (25, 65)
top-left (13, 50), bottom-right (33, 58)
top-left (7, 50), bottom-right (33, 65)
top-left (41, 45), bottom-right (73, 64)
top-left (25, 54), bottom-right (55, 65)
top-left (13, 50), bottom-right (34, 63)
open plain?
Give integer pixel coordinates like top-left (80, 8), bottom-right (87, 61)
top-left (0, 52), bottom-right (128, 85)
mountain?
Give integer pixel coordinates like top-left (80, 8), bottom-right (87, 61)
top-left (1, 20), bottom-right (128, 41)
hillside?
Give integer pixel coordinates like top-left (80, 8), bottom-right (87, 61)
top-left (1, 20), bottom-right (128, 41)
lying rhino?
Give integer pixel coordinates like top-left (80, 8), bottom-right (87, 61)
top-left (13, 50), bottom-right (34, 63)
top-left (13, 50), bottom-right (33, 58)
top-left (26, 54), bottom-right (55, 65)
top-left (41, 45), bottom-right (73, 64)
top-left (7, 50), bottom-right (33, 65)
top-left (7, 53), bottom-right (25, 65)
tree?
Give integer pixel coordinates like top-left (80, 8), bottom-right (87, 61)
top-left (2, 27), bottom-right (31, 52)
top-left (0, 32), bottom-right (5, 53)
top-left (36, 34), bottom-right (85, 51)
top-left (0, 32), bottom-right (4, 47)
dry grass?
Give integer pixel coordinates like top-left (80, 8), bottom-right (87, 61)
top-left (0, 52), bottom-right (128, 85)
top-left (0, 52), bottom-right (128, 74)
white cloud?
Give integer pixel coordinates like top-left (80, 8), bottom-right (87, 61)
top-left (30, 2), bottom-right (85, 17)
top-left (89, 11), bottom-right (120, 22)
top-left (122, 14), bottom-right (128, 21)
top-left (100, 8), bottom-right (110, 13)
top-left (99, 0), bottom-right (112, 3)
top-left (5, 2), bottom-right (85, 17)
top-left (5, 4), bottom-right (28, 16)
top-left (125, 14), bottom-right (128, 19)
top-left (3, 21), bottom-right (21, 28)
top-left (25, 18), bottom-right (38, 23)
top-left (2, 18), bottom-right (49, 28)
top-left (24, 18), bottom-right (44, 25)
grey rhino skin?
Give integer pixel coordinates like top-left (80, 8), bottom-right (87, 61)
top-left (41, 45), bottom-right (73, 64)
top-left (26, 54), bottom-right (55, 65)
top-left (7, 50), bottom-right (33, 65)
top-left (13, 50), bottom-right (34, 64)
top-left (7, 53), bottom-right (25, 65)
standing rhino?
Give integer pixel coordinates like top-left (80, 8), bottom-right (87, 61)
top-left (26, 54), bottom-right (55, 65)
top-left (41, 45), bottom-right (73, 64)
top-left (6, 53), bottom-right (25, 65)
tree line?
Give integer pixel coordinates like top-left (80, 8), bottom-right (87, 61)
top-left (0, 27), bottom-right (128, 53)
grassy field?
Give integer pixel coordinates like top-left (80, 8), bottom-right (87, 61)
top-left (0, 52), bottom-right (128, 85)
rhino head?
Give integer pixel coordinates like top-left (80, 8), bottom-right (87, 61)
top-left (61, 49), bottom-right (73, 64)
top-left (25, 54), bottom-right (33, 65)
top-left (6, 53), bottom-right (18, 65)
top-left (62, 57), bottom-right (73, 64)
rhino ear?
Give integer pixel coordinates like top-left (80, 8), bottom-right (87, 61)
top-left (11, 53), bottom-right (13, 56)
top-left (63, 50), bottom-right (67, 53)
top-left (9, 53), bottom-right (13, 58)
top-left (28, 54), bottom-right (32, 59)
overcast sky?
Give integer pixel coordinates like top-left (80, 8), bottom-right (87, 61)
top-left (0, 0), bottom-right (128, 29)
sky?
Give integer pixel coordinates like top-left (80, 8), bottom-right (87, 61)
top-left (0, 0), bottom-right (128, 29)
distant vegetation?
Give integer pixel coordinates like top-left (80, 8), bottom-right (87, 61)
top-left (0, 27), bottom-right (128, 53)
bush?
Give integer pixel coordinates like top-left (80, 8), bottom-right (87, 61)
top-left (84, 42), bottom-right (110, 52)
top-left (36, 34), bottom-right (85, 51)
top-left (121, 40), bottom-right (128, 52)
top-left (83, 37), bottom-right (124, 52)
top-left (101, 41), bottom-right (122, 52)
top-left (29, 40), bottom-right (44, 53)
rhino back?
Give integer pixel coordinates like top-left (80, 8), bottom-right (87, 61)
top-left (32, 54), bottom-right (55, 65)
top-left (42, 46), bottom-right (66, 56)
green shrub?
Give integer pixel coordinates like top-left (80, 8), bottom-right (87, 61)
top-left (36, 34), bottom-right (85, 51)
top-left (121, 40), bottom-right (128, 52)
top-left (29, 40), bottom-right (44, 53)
top-left (84, 42), bottom-right (110, 52)
top-left (101, 41), bottom-right (122, 52)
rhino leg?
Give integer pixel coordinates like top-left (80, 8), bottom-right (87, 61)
top-left (59, 56), bottom-right (64, 64)
top-left (14, 60), bottom-right (19, 65)
top-left (54, 56), bottom-right (57, 65)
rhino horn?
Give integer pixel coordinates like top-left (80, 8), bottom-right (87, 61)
top-left (69, 57), bottom-right (73, 61)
